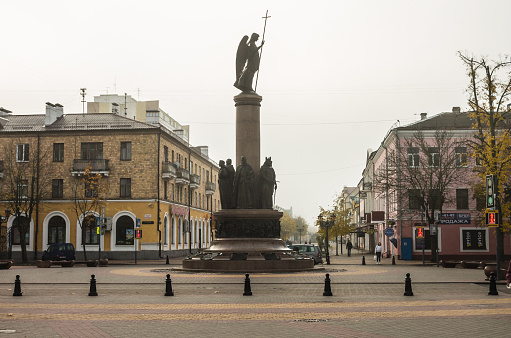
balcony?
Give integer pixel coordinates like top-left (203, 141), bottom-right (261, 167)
top-left (0, 160), bottom-right (3, 178)
top-left (205, 181), bottom-right (216, 195)
top-left (189, 174), bottom-right (200, 189)
top-left (71, 159), bottom-right (110, 176)
top-left (162, 161), bottom-right (177, 179)
top-left (175, 168), bottom-right (190, 186)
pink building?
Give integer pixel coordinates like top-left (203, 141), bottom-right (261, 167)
top-left (357, 109), bottom-right (510, 261)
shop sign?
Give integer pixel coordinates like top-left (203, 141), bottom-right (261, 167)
top-left (438, 213), bottom-right (471, 224)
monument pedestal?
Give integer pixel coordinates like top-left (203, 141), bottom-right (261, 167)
top-left (181, 210), bottom-right (316, 272)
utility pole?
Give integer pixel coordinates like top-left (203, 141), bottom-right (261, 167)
top-left (80, 88), bottom-right (87, 115)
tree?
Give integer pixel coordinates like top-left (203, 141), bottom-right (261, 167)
top-left (319, 194), bottom-right (356, 255)
top-left (1, 138), bottom-right (51, 262)
top-left (70, 166), bottom-right (107, 260)
top-left (374, 130), bottom-right (466, 262)
top-left (280, 212), bottom-right (296, 243)
top-left (459, 52), bottom-right (511, 262)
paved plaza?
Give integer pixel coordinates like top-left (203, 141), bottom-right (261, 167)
top-left (1, 251), bottom-right (510, 337)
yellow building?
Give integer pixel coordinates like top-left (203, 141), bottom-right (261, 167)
top-left (0, 100), bottom-right (219, 261)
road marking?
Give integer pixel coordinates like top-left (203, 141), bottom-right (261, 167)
top-left (1, 308), bottom-right (511, 321)
top-left (2, 298), bottom-right (511, 310)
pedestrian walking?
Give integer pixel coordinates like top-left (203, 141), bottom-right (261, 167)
top-left (346, 240), bottom-right (353, 257)
top-left (375, 242), bottom-right (383, 264)
top-left (506, 260), bottom-right (511, 289)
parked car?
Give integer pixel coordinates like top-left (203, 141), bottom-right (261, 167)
top-left (290, 244), bottom-right (322, 264)
top-left (42, 243), bottom-right (76, 261)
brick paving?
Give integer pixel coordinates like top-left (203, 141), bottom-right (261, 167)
top-left (1, 252), bottom-right (510, 337)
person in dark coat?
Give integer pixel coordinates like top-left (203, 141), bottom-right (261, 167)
top-left (346, 239), bottom-right (353, 257)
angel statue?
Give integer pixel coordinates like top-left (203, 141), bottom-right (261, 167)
top-left (234, 33), bottom-right (264, 93)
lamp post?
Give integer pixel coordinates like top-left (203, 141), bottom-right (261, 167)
top-left (318, 212), bottom-right (336, 265)
top-left (298, 226), bottom-right (304, 244)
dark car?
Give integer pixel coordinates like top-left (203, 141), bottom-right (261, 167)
top-left (290, 244), bottom-right (322, 264)
top-left (42, 243), bottom-right (76, 261)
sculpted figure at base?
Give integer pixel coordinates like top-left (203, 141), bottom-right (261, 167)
top-left (226, 158), bottom-right (235, 195)
top-left (233, 156), bottom-right (255, 209)
top-left (234, 33), bottom-right (264, 93)
top-left (255, 157), bottom-right (277, 209)
top-left (218, 160), bottom-right (233, 209)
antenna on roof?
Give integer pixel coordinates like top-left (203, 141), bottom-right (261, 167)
top-left (80, 88), bottom-right (87, 115)
top-left (124, 93), bottom-right (127, 117)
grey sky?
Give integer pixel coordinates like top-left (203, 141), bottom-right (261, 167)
top-left (1, 0), bottom-right (509, 228)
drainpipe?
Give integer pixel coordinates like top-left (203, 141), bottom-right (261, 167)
top-left (157, 130), bottom-right (162, 259)
top-left (34, 134), bottom-right (40, 260)
top-left (395, 129), bottom-right (402, 259)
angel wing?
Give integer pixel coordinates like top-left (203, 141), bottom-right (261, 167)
top-left (235, 35), bottom-right (249, 82)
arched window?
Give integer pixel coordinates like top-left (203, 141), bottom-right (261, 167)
top-left (116, 215), bottom-right (134, 245)
top-left (48, 215), bottom-right (66, 244)
top-left (195, 220), bottom-right (199, 243)
top-left (11, 216), bottom-right (30, 245)
top-left (184, 219), bottom-right (188, 244)
top-left (82, 215), bottom-right (98, 245)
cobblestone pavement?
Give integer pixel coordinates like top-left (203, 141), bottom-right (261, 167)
top-left (1, 253), bottom-right (510, 337)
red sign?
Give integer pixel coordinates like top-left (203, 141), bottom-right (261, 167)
top-left (417, 227), bottom-right (424, 239)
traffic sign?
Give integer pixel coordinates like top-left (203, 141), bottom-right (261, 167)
top-left (384, 227), bottom-right (395, 237)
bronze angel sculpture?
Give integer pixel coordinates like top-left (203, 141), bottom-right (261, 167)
top-left (234, 33), bottom-right (264, 93)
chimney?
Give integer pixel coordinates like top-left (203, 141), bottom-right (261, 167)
top-left (420, 113), bottom-right (427, 120)
top-left (45, 102), bottom-right (64, 126)
top-left (452, 107), bottom-right (461, 113)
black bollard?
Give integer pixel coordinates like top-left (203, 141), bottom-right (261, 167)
top-left (243, 273), bottom-right (252, 296)
top-left (323, 273), bottom-right (333, 296)
top-left (13, 275), bottom-right (22, 297)
top-left (488, 272), bottom-right (498, 295)
top-left (362, 256), bottom-right (366, 265)
top-left (88, 274), bottom-right (98, 296)
top-left (392, 256), bottom-right (396, 265)
top-left (166, 255), bottom-right (170, 265)
top-left (165, 274), bottom-right (174, 296)
top-left (404, 273), bottom-right (414, 296)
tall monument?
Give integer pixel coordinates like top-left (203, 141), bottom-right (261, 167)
top-left (181, 22), bottom-right (315, 272)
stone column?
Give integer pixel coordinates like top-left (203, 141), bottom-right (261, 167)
top-left (234, 92), bottom-right (262, 175)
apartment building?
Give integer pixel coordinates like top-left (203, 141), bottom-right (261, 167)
top-left (0, 100), bottom-right (219, 260)
top-left (357, 109), bottom-right (511, 261)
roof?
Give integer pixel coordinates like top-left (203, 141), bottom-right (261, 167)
top-left (0, 113), bottom-right (156, 133)
top-left (397, 111), bottom-right (473, 131)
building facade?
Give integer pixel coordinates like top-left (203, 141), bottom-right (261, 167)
top-left (0, 100), bottom-right (220, 261)
top-left (356, 109), bottom-right (510, 261)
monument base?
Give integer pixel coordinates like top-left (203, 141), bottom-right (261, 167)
top-left (180, 209), bottom-right (317, 272)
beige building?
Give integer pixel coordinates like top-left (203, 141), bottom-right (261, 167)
top-left (0, 99), bottom-right (219, 261)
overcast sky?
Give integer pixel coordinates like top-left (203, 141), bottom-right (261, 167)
top-left (1, 0), bottom-right (510, 230)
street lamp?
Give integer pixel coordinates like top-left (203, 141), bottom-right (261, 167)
top-left (298, 226), bottom-right (305, 244)
top-left (318, 212), bottom-right (336, 265)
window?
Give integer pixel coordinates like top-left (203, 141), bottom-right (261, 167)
top-left (48, 215), bottom-right (66, 244)
top-left (456, 189), bottom-right (469, 210)
top-left (428, 189), bottom-right (442, 210)
top-left (116, 215), bottom-right (134, 245)
top-left (415, 228), bottom-right (432, 250)
top-left (120, 178), bottom-right (131, 197)
top-left (178, 219), bottom-right (182, 244)
top-left (172, 150), bottom-right (175, 163)
top-left (171, 218), bottom-right (175, 244)
top-left (164, 146), bottom-right (169, 162)
top-left (408, 189), bottom-right (421, 210)
top-left (164, 181), bottom-right (168, 200)
top-left (52, 179), bottom-right (64, 198)
top-left (81, 142), bottom-right (103, 160)
top-left (455, 147), bottom-right (467, 167)
top-left (53, 143), bottom-right (64, 162)
top-left (85, 179), bottom-right (98, 198)
top-left (171, 183), bottom-right (174, 201)
top-left (428, 147), bottom-right (440, 167)
top-left (82, 216), bottom-right (99, 245)
top-left (462, 229), bottom-right (487, 251)
top-left (120, 142), bottom-right (131, 161)
top-left (17, 180), bottom-right (28, 199)
top-left (17, 144), bottom-right (29, 162)
top-left (11, 216), bottom-right (30, 245)
top-left (164, 218), bottom-right (168, 245)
